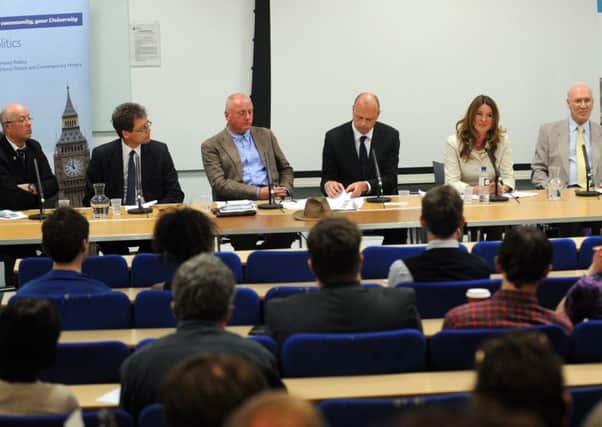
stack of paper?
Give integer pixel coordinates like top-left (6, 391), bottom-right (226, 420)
top-left (214, 200), bottom-right (257, 216)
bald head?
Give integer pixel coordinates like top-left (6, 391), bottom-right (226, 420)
top-left (226, 392), bottom-right (325, 427)
top-left (352, 92), bottom-right (380, 135)
top-left (1, 103), bottom-right (32, 146)
top-left (566, 82), bottom-right (593, 125)
top-left (225, 93), bottom-right (254, 134)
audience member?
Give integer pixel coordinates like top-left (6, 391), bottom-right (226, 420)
top-left (473, 332), bottom-right (569, 427)
top-left (0, 298), bottom-right (78, 415)
top-left (120, 253), bottom-right (283, 417)
top-left (152, 207), bottom-right (216, 289)
top-left (161, 353), bottom-right (269, 427)
top-left (202, 93), bottom-right (296, 250)
top-left (443, 226), bottom-right (572, 332)
top-left (558, 245), bottom-right (602, 324)
top-left (226, 391), bottom-right (325, 427)
top-left (266, 217), bottom-right (422, 345)
top-left (16, 207), bottom-right (111, 296)
top-left (387, 185), bottom-right (489, 285)
top-left (445, 94), bottom-right (514, 195)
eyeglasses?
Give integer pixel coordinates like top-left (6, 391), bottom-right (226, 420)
top-left (132, 120), bottom-right (152, 133)
top-left (571, 98), bottom-right (592, 106)
top-left (3, 116), bottom-right (33, 124)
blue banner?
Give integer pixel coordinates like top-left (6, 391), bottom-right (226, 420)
top-left (0, 0), bottom-right (90, 164)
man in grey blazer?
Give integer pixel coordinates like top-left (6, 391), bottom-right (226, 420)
top-left (201, 93), bottom-right (295, 249)
top-left (265, 217), bottom-right (422, 346)
top-left (532, 82), bottom-right (602, 189)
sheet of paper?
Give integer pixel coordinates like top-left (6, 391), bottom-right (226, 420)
top-left (0, 210), bottom-right (27, 220)
top-left (327, 191), bottom-right (363, 210)
top-left (96, 386), bottom-right (121, 404)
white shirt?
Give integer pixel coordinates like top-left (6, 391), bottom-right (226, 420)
top-left (121, 141), bottom-right (142, 202)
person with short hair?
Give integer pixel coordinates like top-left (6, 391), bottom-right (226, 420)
top-left (265, 217), bottom-right (422, 345)
top-left (119, 253), bottom-right (283, 417)
top-left (443, 226), bottom-right (572, 332)
top-left (0, 298), bottom-right (79, 415)
top-left (16, 207), bottom-right (111, 297)
top-left (161, 353), bottom-right (269, 427)
top-left (225, 391), bottom-right (325, 427)
top-left (387, 185), bottom-right (490, 285)
top-left (84, 102), bottom-right (184, 206)
top-left (152, 207), bottom-right (216, 290)
top-left (445, 94), bottom-right (514, 195)
top-left (473, 332), bottom-right (569, 427)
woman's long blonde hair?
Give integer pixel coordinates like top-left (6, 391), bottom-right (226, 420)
top-left (456, 95), bottom-right (505, 161)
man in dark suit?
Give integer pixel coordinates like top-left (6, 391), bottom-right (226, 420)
top-left (0, 103), bottom-right (58, 286)
top-left (0, 103), bottom-right (58, 211)
top-left (83, 102), bottom-right (183, 206)
top-left (321, 92), bottom-right (399, 198)
top-left (265, 217), bottom-right (422, 346)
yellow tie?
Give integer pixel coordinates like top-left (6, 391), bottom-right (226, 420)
top-left (577, 125), bottom-right (587, 188)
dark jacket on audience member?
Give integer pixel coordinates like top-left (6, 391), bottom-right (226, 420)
top-left (265, 284), bottom-right (422, 345)
top-left (16, 270), bottom-right (111, 297)
top-left (119, 321), bottom-right (283, 417)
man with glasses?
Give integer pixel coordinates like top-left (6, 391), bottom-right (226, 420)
top-left (84, 102), bottom-right (183, 254)
top-left (84, 102), bottom-right (183, 206)
top-left (0, 103), bottom-right (58, 211)
top-left (532, 82), bottom-right (602, 189)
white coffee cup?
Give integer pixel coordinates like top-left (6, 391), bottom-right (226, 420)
top-left (466, 288), bottom-right (491, 303)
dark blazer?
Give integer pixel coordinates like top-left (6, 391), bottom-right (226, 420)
top-left (265, 284), bottom-right (422, 345)
top-left (0, 134), bottom-right (58, 210)
top-left (83, 139), bottom-right (184, 206)
top-left (321, 121), bottom-right (400, 195)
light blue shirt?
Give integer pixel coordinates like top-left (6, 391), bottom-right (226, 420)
top-left (228, 129), bottom-right (268, 187)
top-left (568, 118), bottom-right (591, 186)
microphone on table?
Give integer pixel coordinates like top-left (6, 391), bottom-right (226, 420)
top-left (128, 153), bottom-right (152, 214)
top-left (576, 144), bottom-right (599, 197)
top-left (28, 157), bottom-right (48, 220)
top-left (258, 152), bottom-right (283, 210)
top-left (366, 146), bottom-right (391, 203)
top-left (485, 148), bottom-right (509, 202)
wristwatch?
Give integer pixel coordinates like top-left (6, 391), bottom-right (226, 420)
top-left (28, 183), bottom-right (36, 193)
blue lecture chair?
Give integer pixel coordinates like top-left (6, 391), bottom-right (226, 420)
top-left (131, 253), bottom-right (176, 287)
top-left (578, 236), bottom-right (602, 269)
top-left (245, 250), bottom-right (314, 283)
top-left (569, 386), bottom-right (602, 427)
top-left (138, 404), bottom-right (167, 427)
top-left (82, 255), bottom-right (129, 288)
top-left (10, 292), bottom-right (131, 330)
top-left (281, 329), bottom-right (426, 377)
top-left (17, 257), bottom-right (52, 287)
top-left (536, 276), bottom-right (579, 310)
top-left (215, 251), bottom-right (243, 283)
top-left (361, 246), bottom-right (427, 280)
top-left (570, 320), bottom-right (602, 363)
top-left (40, 341), bottom-right (130, 384)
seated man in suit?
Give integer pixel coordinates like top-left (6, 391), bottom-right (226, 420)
top-left (531, 82), bottom-right (602, 236)
top-left (0, 103), bottom-right (59, 286)
top-left (119, 253), bottom-right (283, 417)
top-left (84, 102), bottom-right (184, 206)
top-left (84, 102), bottom-right (184, 253)
top-left (17, 207), bottom-right (111, 297)
top-left (202, 93), bottom-right (296, 250)
top-left (443, 226), bottom-right (572, 333)
top-left (321, 92), bottom-right (404, 244)
top-left (265, 217), bottom-right (422, 345)
top-left (387, 185), bottom-right (490, 286)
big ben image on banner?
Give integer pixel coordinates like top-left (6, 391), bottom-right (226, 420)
top-left (54, 85), bottom-right (90, 207)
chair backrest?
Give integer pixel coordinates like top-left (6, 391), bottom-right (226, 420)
top-left (40, 341), bottom-right (131, 384)
top-left (10, 292), bottom-right (132, 330)
top-left (138, 403), bottom-right (167, 427)
top-left (215, 252), bottom-right (243, 283)
top-left (361, 246), bottom-right (426, 280)
top-left (396, 279), bottom-right (501, 318)
top-left (82, 255), bottom-right (129, 288)
top-left (248, 335), bottom-right (279, 356)
top-left (18, 257), bottom-right (52, 287)
top-left (569, 386), bottom-right (602, 427)
top-left (245, 251), bottom-right (314, 283)
top-left (537, 276), bottom-right (579, 310)
top-left (472, 239), bottom-right (578, 272)
top-left (319, 393), bottom-right (470, 427)
top-left (0, 410), bottom-right (133, 427)
top-left (578, 236), bottom-right (602, 269)
top-left (134, 288), bottom-right (260, 327)
top-left (131, 253), bottom-right (176, 287)
top-left (429, 324), bottom-right (568, 371)
top-left (134, 290), bottom-right (176, 328)
top-left (281, 329), bottom-right (426, 377)
top-left (432, 161), bottom-right (445, 185)
top-left (570, 320), bottom-right (602, 363)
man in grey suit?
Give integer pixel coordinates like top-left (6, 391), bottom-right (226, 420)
top-left (532, 82), bottom-right (602, 189)
top-left (265, 217), bottom-right (422, 346)
top-left (201, 93), bottom-right (295, 249)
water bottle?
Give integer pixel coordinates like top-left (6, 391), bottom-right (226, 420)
top-left (478, 166), bottom-right (490, 204)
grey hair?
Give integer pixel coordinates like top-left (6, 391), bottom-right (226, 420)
top-left (172, 253), bottom-right (235, 322)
